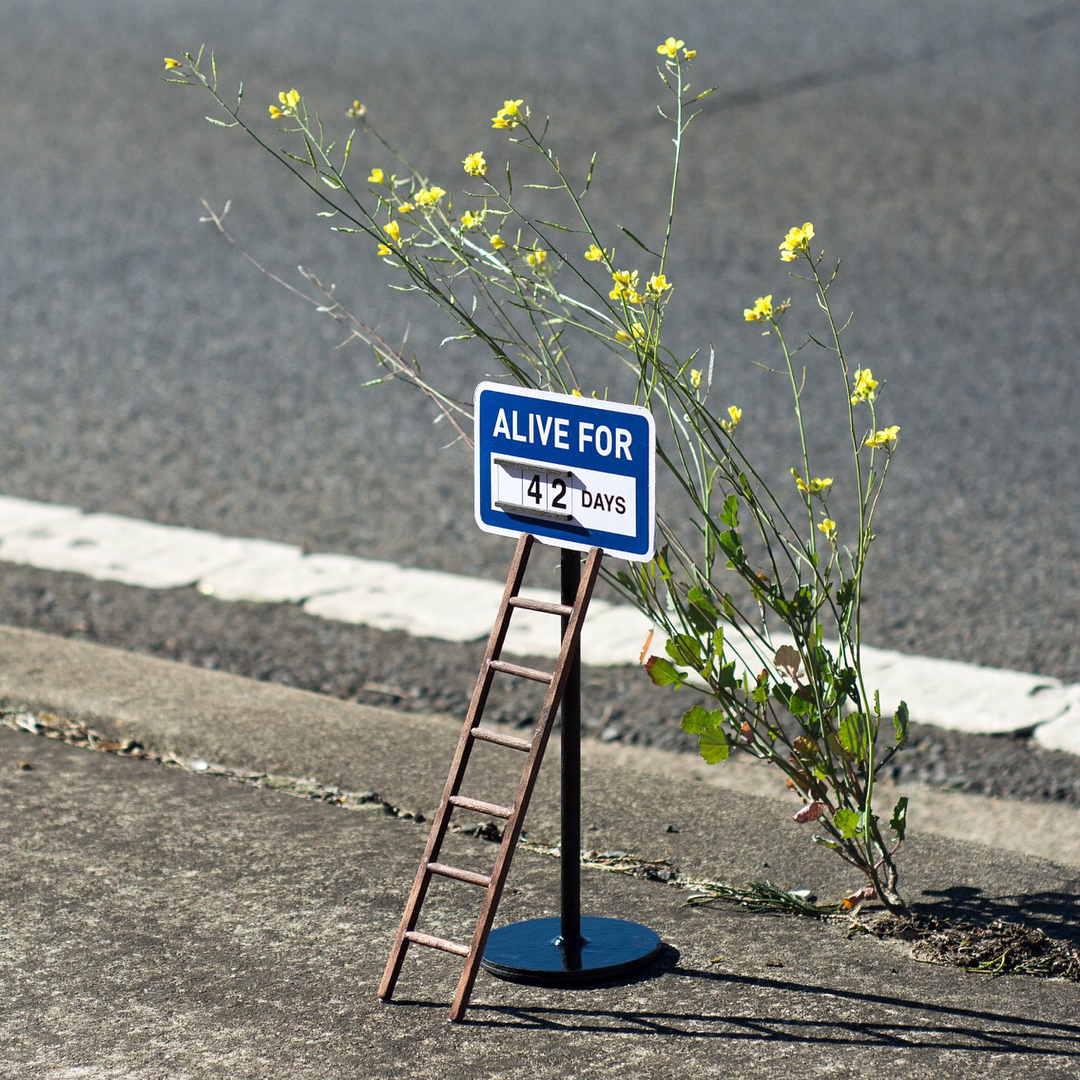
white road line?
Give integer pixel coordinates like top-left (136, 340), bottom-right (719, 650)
top-left (2, 494), bottom-right (1078, 750)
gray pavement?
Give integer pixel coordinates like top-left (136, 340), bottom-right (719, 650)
top-left (3, 625), bottom-right (1080, 1078)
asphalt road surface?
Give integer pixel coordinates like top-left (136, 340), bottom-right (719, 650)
top-left (3, 1), bottom-right (1080, 695)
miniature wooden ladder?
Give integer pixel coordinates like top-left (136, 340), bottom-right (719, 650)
top-left (378, 532), bottom-right (603, 1022)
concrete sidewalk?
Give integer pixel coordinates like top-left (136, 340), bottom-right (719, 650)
top-left (3, 626), bottom-right (1080, 1078)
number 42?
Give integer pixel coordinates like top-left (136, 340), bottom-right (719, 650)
top-left (528, 472), bottom-right (567, 510)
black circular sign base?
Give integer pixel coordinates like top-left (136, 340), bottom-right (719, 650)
top-left (480, 916), bottom-right (662, 986)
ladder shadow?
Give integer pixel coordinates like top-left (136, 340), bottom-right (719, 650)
top-left (398, 964), bottom-right (1080, 1055)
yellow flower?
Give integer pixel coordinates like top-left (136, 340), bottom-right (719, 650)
top-left (615, 329), bottom-right (634, 346)
top-left (683, 48), bottom-right (697, 59)
top-left (817, 518), bottom-right (838, 541)
top-left (864, 425), bottom-right (901, 450)
top-left (163, 57), bottom-right (183, 70)
top-left (850, 368), bottom-right (878, 404)
top-left (630, 321), bottom-right (646, 339)
top-left (646, 273), bottom-right (672, 298)
top-left (377, 243), bottom-right (393, 257)
top-left (367, 167), bottom-right (385, 185)
top-left (722, 405), bottom-right (742, 432)
top-left (525, 246), bottom-right (548, 268)
top-left (461, 210), bottom-right (483, 229)
top-left (791, 469), bottom-right (834, 495)
top-left (348, 100), bottom-right (366, 119)
top-left (689, 368), bottom-right (702, 389)
top-left (462, 151), bottom-right (487, 177)
top-left (779, 222), bottom-right (815, 262)
top-left (743, 295), bottom-right (774, 323)
top-left (397, 202), bottom-right (415, 213)
top-left (492, 99), bottom-right (525, 129)
top-left (657, 37), bottom-right (686, 59)
top-left (270, 88), bottom-right (300, 120)
top-left (382, 219), bottom-right (400, 243)
top-left (570, 389), bottom-right (583, 397)
top-left (415, 185), bottom-right (447, 208)
top-left (490, 234), bottom-right (507, 250)
top-left (609, 269), bottom-right (640, 302)
top-left (584, 243), bottom-right (606, 262)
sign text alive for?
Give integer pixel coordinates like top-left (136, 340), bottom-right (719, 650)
top-left (473, 382), bottom-right (655, 561)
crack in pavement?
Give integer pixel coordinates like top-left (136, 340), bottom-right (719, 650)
top-left (2, 706), bottom-right (683, 883)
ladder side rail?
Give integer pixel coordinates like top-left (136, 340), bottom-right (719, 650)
top-left (378, 533), bottom-right (535, 1002)
top-left (449, 546), bottom-right (604, 1020)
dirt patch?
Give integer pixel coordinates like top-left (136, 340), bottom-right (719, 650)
top-left (689, 881), bottom-right (1080, 983)
top-left (859, 912), bottom-right (1080, 981)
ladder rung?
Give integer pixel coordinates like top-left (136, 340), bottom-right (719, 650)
top-left (470, 726), bottom-right (532, 752)
top-left (404, 931), bottom-right (470, 957)
top-left (449, 796), bottom-right (514, 820)
top-left (428, 862), bottom-right (492, 888)
top-left (488, 659), bottom-right (553, 684)
top-left (509, 595), bottom-right (574, 618)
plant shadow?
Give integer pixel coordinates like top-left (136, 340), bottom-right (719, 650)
top-left (914, 885), bottom-right (1080, 944)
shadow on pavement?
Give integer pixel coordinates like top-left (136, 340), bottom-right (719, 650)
top-left (917, 885), bottom-right (1080, 943)
top-left (396, 967), bottom-right (1080, 1054)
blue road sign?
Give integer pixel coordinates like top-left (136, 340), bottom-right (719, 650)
top-left (473, 382), bottom-right (655, 561)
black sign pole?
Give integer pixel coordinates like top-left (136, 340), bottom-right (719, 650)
top-left (558, 547), bottom-right (584, 958)
top-left (480, 544), bottom-right (662, 986)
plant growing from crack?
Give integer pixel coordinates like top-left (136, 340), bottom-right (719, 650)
top-left (162, 38), bottom-right (910, 912)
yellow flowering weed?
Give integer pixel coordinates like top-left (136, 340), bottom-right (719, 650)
top-left (462, 151), bottom-right (487, 177)
top-left (743, 294), bottom-right (773, 322)
top-left (779, 222), bottom-right (815, 262)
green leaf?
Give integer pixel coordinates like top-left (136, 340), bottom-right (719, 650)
top-left (681, 706), bottom-right (730, 763)
top-left (890, 796), bottom-right (908, 841)
top-left (645, 656), bottom-right (686, 687)
top-left (687, 586), bottom-right (720, 629)
top-left (656, 546), bottom-right (672, 580)
top-left (893, 701), bottom-right (910, 749)
top-left (698, 727), bottom-right (731, 764)
top-left (831, 667), bottom-right (859, 708)
top-left (832, 808), bottom-right (862, 839)
top-left (837, 713), bottom-right (868, 757)
top-left (787, 688), bottom-right (814, 716)
top-left (720, 493), bottom-right (739, 529)
top-left (718, 529), bottom-right (742, 561)
top-left (665, 633), bottom-right (702, 668)
top-left (680, 705), bottom-right (711, 734)
top-left (713, 660), bottom-right (738, 693)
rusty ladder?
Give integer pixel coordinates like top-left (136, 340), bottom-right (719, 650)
top-left (377, 532), bottom-right (603, 1021)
